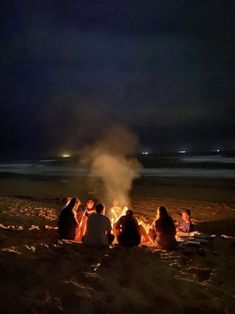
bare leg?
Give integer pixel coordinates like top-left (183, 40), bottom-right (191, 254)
top-left (148, 227), bottom-right (156, 243)
top-left (74, 216), bottom-right (87, 241)
top-left (139, 224), bottom-right (154, 244)
top-left (112, 224), bottom-right (119, 241)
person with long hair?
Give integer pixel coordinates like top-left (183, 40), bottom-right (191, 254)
top-left (58, 197), bottom-right (80, 240)
top-left (74, 198), bottom-right (97, 241)
top-left (149, 206), bottom-right (177, 250)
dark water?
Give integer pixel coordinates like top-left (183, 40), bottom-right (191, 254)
top-left (0, 154), bottom-right (235, 202)
top-left (0, 154), bottom-right (235, 179)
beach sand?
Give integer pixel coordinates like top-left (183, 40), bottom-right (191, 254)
top-left (0, 191), bottom-right (235, 314)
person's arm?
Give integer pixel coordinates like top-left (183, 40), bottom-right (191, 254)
top-left (139, 224), bottom-right (154, 244)
top-left (176, 219), bottom-right (189, 233)
top-left (86, 208), bottom-right (95, 216)
top-left (185, 224), bottom-right (191, 233)
top-left (150, 218), bottom-right (156, 228)
top-left (148, 219), bottom-right (157, 241)
top-left (181, 222), bottom-right (190, 233)
top-left (111, 208), bottom-right (119, 220)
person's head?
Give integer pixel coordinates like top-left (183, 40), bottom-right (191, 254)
top-left (155, 206), bottom-right (175, 234)
top-left (112, 199), bottom-right (119, 207)
top-left (182, 210), bottom-right (191, 221)
top-left (126, 209), bottom-right (134, 217)
top-left (156, 206), bottom-right (169, 220)
top-left (63, 196), bottom-right (72, 207)
top-left (95, 203), bottom-right (105, 214)
top-left (86, 199), bottom-right (94, 210)
top-left (66, 197), bottom-right (80, 211)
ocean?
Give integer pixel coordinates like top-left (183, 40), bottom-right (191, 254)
top-left (0, 154), bottom-right (235, 179)
top-left (0, 154), bottom-right (235, 202)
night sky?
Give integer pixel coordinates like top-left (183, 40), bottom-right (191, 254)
top-left (1, 1), bottom-right (234, 158)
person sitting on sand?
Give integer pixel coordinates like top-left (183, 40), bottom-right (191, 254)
top-left (58, 197), bottom-right (80, 240)
top-left (84, 199), bottom-right (96, 216)
top-left (114, 209), bottom-right (143, 247)
top-left (74, 198), bottom-right (97, 241)
top-left (149, 206), bottom-right (177, 250)
top-left (136, 216), bottom-right (154, 245)
top-left (110, 199), bottom-right (123, 222)
top-left (83, 203), bottom-right (114, 248)
top-left (75, 198), bottom-right (93, 225)
top-left (175, 210), bottom-right (192, 233)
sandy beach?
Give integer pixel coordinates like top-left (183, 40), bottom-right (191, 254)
top-left (1, 186), bottom-right (235, 313)
top-left (1, 0), bottom-right (233, 312)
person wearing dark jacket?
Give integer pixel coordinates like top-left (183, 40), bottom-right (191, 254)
top-left (114, 210), bottom-right (141, 247)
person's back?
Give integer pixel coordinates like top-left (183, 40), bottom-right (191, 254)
top-left (155, 219), bottom-right (176, 249)
top-left (115, 210), bottom-right (141, 247)
top-left (154, 207), bottom-right (177, 250)
top-left (58, 198), bottom-right (78, 240)
top-left (83, 203), bottom-right (113, 248)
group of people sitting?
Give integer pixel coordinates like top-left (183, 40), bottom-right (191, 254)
top-left (58, 197), bottom-right (192, 250)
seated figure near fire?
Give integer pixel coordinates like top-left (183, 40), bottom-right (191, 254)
top-left (84, 199), bottom-right (96, 215)
top-left (149, 206), bottom-right (177, 250)
top-left (58, 197), bottom-right (80, 240)
top-left (74, 199), bottom-right (97, 241)
top-left (109, 199), bottom-right (129, 225)
top-left (76, 198), bottom-right (95, 223)
top-left (114, 209), bottom-right (150, 247)
top-left (83, 203), bottom-right (114, 248)
top-left (110, 199), bottom-right (123, 221)
top-left (175, 210), bottom-right (192, 233)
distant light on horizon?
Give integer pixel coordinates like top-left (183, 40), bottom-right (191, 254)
top-left (142, 151), bottom-right (149, 155)
top-left (61, 153), bottom-right (71, 158)
top-left (211, 149), bottom-right (221, 153)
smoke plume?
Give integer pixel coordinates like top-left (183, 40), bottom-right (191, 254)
top-left (83, 124), bottom-right (141, 209)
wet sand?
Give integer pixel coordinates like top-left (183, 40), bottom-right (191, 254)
top-left (1, 172), bottom-right (235, 202)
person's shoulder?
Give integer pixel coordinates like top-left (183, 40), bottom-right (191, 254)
top-left (89, 212), bottom-right (97, 217)
top-left (102, 214), bottom-right (111, 222)
top-left (87, 212), bottom-right (96, 219)
top-left (115, 214), bottom-right (125, 223)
